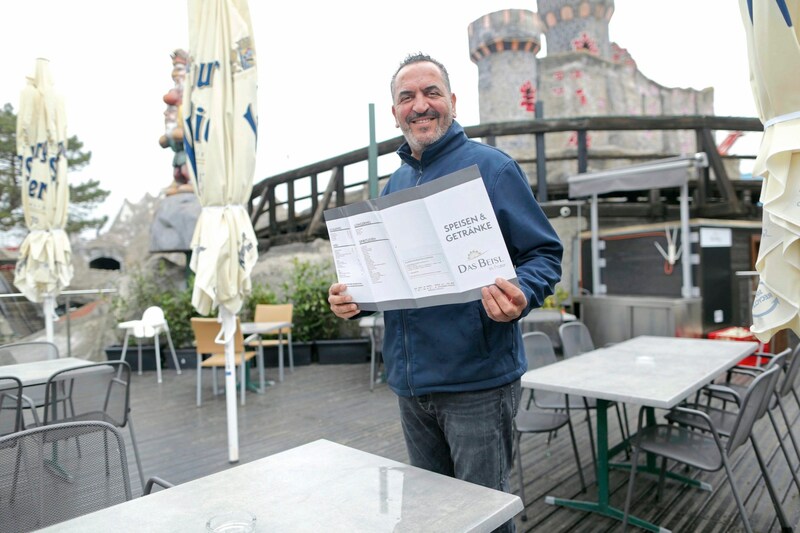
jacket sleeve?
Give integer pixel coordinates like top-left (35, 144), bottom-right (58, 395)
top-left (487, 159), bottom-right (563, 315)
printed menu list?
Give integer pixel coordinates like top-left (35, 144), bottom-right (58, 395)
top-left (324, 165), bottom-right (516, 311)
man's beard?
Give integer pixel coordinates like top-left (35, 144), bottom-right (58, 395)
top-left (403, 109), bottom-right (453, 154)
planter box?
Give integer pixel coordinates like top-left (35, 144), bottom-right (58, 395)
top-left (254, 342), bottom-right (313, 367)
top-left (315, 338), bottom-right (370, 365)
top-left (165, 348), bottom-right (199, 370)
top-left (104, 345), bottom-right (165, 371)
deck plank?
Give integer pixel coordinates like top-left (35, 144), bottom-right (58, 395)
top-left (121, 362), bottom-right (800, 532)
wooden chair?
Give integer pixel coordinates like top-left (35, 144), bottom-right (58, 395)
top-left (191, 317), bottom-right (257, 407)
top-left (247, 304), bottom-right (294, 382)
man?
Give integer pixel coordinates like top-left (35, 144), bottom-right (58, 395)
top-left (328, 52), bottom-right (562, 532)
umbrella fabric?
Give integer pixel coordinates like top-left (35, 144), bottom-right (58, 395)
top-left (14, 58), bottom-right (72, 304)
top-left (739, 0), bottom-right (800, 342)
top-left (184, 0), bottom-right (258, 319)
top-left (184, 0), bottom-right (258, 463)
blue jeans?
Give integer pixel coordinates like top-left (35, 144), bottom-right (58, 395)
top-left (397, 380), bottom-right (522, 533)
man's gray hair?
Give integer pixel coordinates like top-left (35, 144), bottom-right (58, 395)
top-left (390, 52), bottom-right (451, 97)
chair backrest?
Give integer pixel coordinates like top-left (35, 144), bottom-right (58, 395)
top-left (43, 361), bottom-right (131, 428)
top-left (0, 376), bottom-right (23, 437)
top-left (191, 317), bottom-right (246, 355)
top-left (0, 420), bottom-right (132, 531)
top-left (778, 343), bottom-right (800, 398)
top-left (141, 306), bottom-right (167, 327)
top-left (559, 322), bottom-right (595, 358)
top-left (726, 364), bottom-right (782, 454)
top-left (522, 332), bottom-right (558, 371)
top-left (0, 341), bottom-right (59, 365)
top-left (253, 304), bottom-right (293, 334)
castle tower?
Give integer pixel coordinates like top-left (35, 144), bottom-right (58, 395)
top-left (468, 9), bottom-right (542, 168)
top-left (537, 0), bottom-right (615, 60)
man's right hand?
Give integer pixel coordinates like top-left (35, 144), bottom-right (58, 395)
top-left (328, 283), bottom-right (360, 319)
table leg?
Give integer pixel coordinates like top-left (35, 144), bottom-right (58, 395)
top-left (544, 399), bottom-right (669, 533)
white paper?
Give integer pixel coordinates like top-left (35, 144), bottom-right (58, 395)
top-left (324, 165), bottom-right (517, 311)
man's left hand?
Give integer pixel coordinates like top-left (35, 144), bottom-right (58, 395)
top-left (481, 278), bottom-right (527, 322)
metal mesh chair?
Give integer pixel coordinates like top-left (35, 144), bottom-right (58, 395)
top-left (0, 376), bottom-right (23, 438)
top-left (0, 420), bottom-right (132, 532)
top-left (40, 361), bottom-right (146, 493)
top-left (0, 342), bottom-right (59, 428)
top-left (622, 364), bottom-right (782, 533)
top-left (514, 332), bottom-right (586, 520)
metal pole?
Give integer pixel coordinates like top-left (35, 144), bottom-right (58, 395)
top-left (535, 102), bottom-right (547, 201)
top-left (219, 306), bottom-right (239, 463)
top-left (368, 103), bottom-right (379, 199)
top-left (591, 194), bottom-right (600, 295)
top-left (680, 182), bottom-right (692, 298)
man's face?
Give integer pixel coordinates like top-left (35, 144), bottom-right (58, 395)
top-left (391, 61), bottom-right (457, 160)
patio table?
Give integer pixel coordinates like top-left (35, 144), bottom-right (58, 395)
top-left (36, 438), bottom-right (523, 532)
top-left (241, 321), bottom-right (291, 392)
top-left (0, 357), bottom-right (88, 387)
top-left (521, 335), bottom-right (758, 532)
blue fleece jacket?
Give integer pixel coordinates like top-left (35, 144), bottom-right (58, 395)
top-left (380, 121), bottom-right (563, 397)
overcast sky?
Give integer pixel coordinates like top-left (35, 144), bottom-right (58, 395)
top-left (0, 0), bottom-right (758, 238)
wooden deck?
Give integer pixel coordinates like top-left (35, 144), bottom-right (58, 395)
top-left (123, 360), bottom-right (800, 532)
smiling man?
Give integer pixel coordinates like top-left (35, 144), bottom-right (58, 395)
top-left (328, 52), bottom-right (562, 532)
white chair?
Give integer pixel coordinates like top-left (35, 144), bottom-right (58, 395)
top-left (118, 306), bottom-right (181, 384)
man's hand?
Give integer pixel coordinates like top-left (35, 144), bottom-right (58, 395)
top-left (481, 278), bottom-right (527, 322)
top-left (328, 283), bottom-right (360, 319)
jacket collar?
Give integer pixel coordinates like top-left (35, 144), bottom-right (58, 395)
top-left (396, 120), bottom-right (466, 168)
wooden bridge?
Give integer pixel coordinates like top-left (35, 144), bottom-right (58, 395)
top-left (247, 115), bottom-right (764, 251)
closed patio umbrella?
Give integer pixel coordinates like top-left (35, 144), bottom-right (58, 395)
top-left (14, 58), bottom-right (72, 344)
top-left (739, 0), bottom-right (800, 341)
top-left (184, 0), bottom-right (259, 462)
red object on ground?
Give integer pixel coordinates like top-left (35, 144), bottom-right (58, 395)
top-left (707, 326), bottom-right (769, 367)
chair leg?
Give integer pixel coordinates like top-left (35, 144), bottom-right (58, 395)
top-left (239, 359), bottom-right (246, 406)
top-left (137, 342), bottom-right (143, 376)
top-left (126, 415), bottom-right (146, 494)
top-left (514, 430), bottom-right (527, 521)
top-left (582, 400), bottom-right (598, 480)
top-left (776, 396), bottom-right (800, 466)
top-left (749, 436), bottom-right (789, 531)
top-left (164, 326), bottom-right (181, 375)
top-left (154, 333), bottom-right (163, 384)
top-left (767, 406), bottom-right (800, 493)
top-left (621, 443), bottom-right (642, 532)
top-left (566, 418), bottom-right (586, 492)
top-left (278, 334), bottom-right (285, 383)
top-left (196, 361), bottom-right (203, 407)
top-left (722, 450), bottom-right (754, 533)
top-left (120, 330), bottom-right (131, 365)
top-left (256, 344), bottom-right (265, 393)
top-left (288, 332), bottom-right (294, 373)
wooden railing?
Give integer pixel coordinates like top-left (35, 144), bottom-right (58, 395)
top-left (248, 115), bottom-right (763, 251)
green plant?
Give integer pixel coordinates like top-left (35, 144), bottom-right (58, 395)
top-left (542, 285), bottom-right (570, 310)
top-left (241, 281), bottom-right (278, 322)
top-left (281, 258), bottom-right (346, 341)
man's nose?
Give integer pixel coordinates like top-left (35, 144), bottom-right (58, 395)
top-left (411, 95), bottom-right (429, 113)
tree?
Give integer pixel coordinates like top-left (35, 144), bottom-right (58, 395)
top-left (0, 103), bottom-right (110, 234)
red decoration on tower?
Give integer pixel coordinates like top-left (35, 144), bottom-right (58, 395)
top-left (519, 80), bottom-right (536, 113)
top-left (572, 32), bottom-right (599, 55)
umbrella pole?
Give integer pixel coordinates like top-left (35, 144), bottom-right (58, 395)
top-left (43, 294), bottom-right (56, 344)
top-left (219, 307), bottom-right (240, 463)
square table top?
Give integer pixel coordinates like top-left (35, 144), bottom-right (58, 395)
top-left (38, 438), bottom-right (522, 533)
top-left (240, 321), bottom-right (291, 335)
top-left (0, 357), bottom-right (89, 387)
top-left (521, 335), bottom-right (759, 408)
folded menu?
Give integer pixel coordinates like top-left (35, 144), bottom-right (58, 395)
top-left (324, 165), bottom-right (516, 311)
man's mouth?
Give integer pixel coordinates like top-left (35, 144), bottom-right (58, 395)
top-left (408, 111), bottom-right (439, 125)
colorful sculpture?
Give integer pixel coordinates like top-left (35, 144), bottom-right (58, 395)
top-left (159, 49), bottom-right (193, 195)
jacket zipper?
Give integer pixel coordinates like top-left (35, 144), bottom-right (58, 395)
top-left (402, 309), bottom-right (414, 396)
